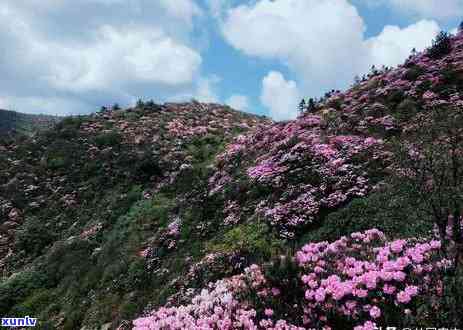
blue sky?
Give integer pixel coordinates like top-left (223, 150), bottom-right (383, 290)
top-left (0, 0), bottom-right (462, 119)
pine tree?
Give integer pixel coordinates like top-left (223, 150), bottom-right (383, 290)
top-left (298, 99), bottom-right (306, 113)
top-left (307, 98), bottom-right (316, 113)
top-left (136, 99), bottom-right (144, 109)
top-left (427, 31), bottom-right (452, 59)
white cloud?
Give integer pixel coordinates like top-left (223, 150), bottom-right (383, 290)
top-left (260, 71), bottom-right (300, 121)
top-left (220, 0), bottom-right (441, 118)
top-left (32, 26), bottom-right (202, 93)
top-left (222, 0), bottom-right (367, 94)
top-left (0, 1), bottom-right (207, 115)
top-left (0, 98), bottom-right (8, 109)
top-left (366, 20), bottom-right (440, 68)
top-left (194, 76), bottom-right (221, 103)
top-left (0, 95), bottom-right (93, 115)
top-left (226, 94), bottom-right (249, 110)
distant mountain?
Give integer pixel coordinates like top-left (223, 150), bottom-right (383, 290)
top-left (0, 109), bottom-right (59, 137)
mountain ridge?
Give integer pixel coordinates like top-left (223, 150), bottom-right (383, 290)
top-left (1, 32), bottom-right (463, 329)
top-left (0, 109), bottom-right (60, 137)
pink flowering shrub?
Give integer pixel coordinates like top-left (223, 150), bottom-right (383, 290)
top-left (296, 229), bottom-right (449, 329)
top-left (133, 265), bottom-right (303, 330)
top-left (133, 230), bottom-right (449, 329)
top-left (210, 117), bottom-right (387, 237)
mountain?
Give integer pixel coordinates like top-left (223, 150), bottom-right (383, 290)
top-left (1, 32), bottom-right (463, 330)
top-left (0, 109), bottom-right (59, 137)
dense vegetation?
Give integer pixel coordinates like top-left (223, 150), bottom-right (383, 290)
top-left (0, 109), bottom-right (59, 137)
top-left (1, 31), bottom-right (463, 330)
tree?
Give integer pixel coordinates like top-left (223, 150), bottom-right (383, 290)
top-left (392, 105), bottom-right (463, 325)
top-left (298, 99), bottom-right (306, 113)
top-left (459, 20), bottom-right (463, 32)
top-left (136, 99), bottom-right (144, 109)
top-left (393, 106), bottom-right (463, 272)
top-left (427, 31), bottom-right (452, 59)
top-left (112, 103), bottom-right (121, 111)
top-left (307, 98), bottom-right (316, 113)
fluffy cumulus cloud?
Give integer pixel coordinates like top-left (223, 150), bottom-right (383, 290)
top-left (0, 0), bottom-right (206, 115)
top-left (366, 20), bottom-right (440, 68)
top-left (260, 71), bottom-right (300, 121)
top-left (220, 0), bottom-right (441, 120)
top-left (225, 94), bottom-right (249, 111)
top-left (222, 0), bottom-right (368, 93)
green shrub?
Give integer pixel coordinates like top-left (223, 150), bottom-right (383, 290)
top-left (395, 98), bottom-right (420, 121)
top-left (404, 65), bottom-right (425, 81)
top-left (15, 217), bottom-right (56, 256)
top-left (208, 222), bottom-right (283, 261)
top-left (0, 270), bottom-right (50, 315)
top-left (10, 289), bottom-right (55, 316)
top-left (299, 185), bottom-right (433, 244)
top-left (46, 155), bottom-right (68, 169)
top-left (93, 131), bottom-right (122, 148)
top-left (427, 31), bottom-right (452, 59)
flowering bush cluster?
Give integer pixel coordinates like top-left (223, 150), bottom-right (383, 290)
top-left (133, 230), bottom-right (449, 329)
top-left (297, 229), bottom-right (449, 330)
top-left (313, 31), bottom-right (463, 135)
top-left (210, 115), bottom-right (387, 237)
top-left (133, 265), bottom-right (290, 330)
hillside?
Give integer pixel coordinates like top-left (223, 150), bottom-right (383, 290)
top-left (0, 101), bottom-right (269, 329)
top-left (1, 32), bottom-right (463, 330)
top-left (0, 109), bottom-right (59, 137)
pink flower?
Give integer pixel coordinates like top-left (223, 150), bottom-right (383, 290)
top-left (369, 306), bottom-right (381, 319)
top-left (383, 284), bottom-right (396, 295)
top-left (264, 308), bottom-right (274, 317)
top-left (397, 290), bottom-right (412, 304)
top-left (390, 240), bottom-right (406, 253)
top-left (393, 271), bottom-right (406, 282)
top-left (271, 287), bottom-right (281, 296)
top-left (315, 288), bottom-right (327, 302)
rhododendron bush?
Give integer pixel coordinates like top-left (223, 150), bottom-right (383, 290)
top-left (133, 230), bottom-right (449, 329)
top-left (210, 116), bottom-right (387, 238)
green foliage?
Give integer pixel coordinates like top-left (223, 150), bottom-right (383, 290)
top-left (0, 270), bottom-right (50, 315)
top-left (10, 289), bottom-right (55, 317)
top-left (208, 222), bottom-right (283, 261)
top-left (427, 31), bottom-right (452, 59)
top-left (51, 116), bottom-right (84, 139)
top-left (46, 155), bottom-right (68, 169)
top-left (394, 98), bottom-right (420, 121)
top-left (15, 217), bottom-right (56, 257)
top-left (261, 254), bottom-right (304, 324)
top-left (385, 89), bottom-right (405, 109)
top-left (93, 131), bottom-right (122, 148)
top-left (188, 135), bottom-right (225, 165)
top-left (300, 185), bottom-right (433, 244)
top-left (404, 65), bottom-right (425, 81)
